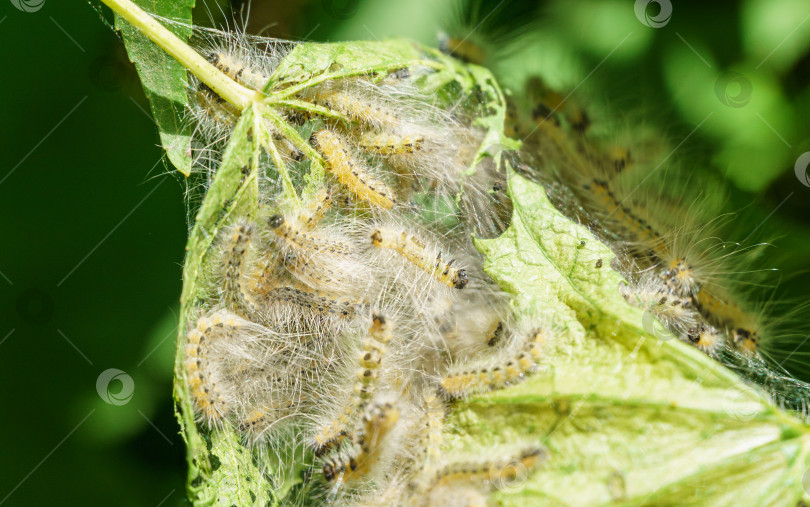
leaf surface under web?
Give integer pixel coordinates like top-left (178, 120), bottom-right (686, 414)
top-left (451, 170), bottom-right (810, 506)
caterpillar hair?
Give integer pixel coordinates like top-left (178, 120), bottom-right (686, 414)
top-left (313, 129), bottom-right (398, 210)
top-left (322, 399), bottom-right (402, 483)
top-left (312, 314), bottom-right (394, 457)
top-left (439, 327), bottom-right (550, 400)
top-left (370, 224), bottom-right (468, 290)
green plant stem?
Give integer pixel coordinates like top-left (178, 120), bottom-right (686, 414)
top-left (267, 61), bottom-right (442, 100)
top-left (270, 99), bottom-right (349, 122)
top-left (260, 123), bottom-right (300, 206)
top-left (260, 106), bottom-right (325, 167)
top-left (100, 0), bottom-right (257, 110)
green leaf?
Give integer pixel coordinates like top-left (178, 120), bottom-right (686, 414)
top-left (448, 170), bottom-right (810, 506)
top-left (115, 0), bottom-right (194, 176)
top-left (268, 39), bottom-right (428, 92)
top-left (174, 106), bottom-right (281, 504)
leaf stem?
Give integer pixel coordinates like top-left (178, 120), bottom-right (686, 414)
top-left (268, 61), bottom-right (442, 100)
top-left (260, 106), bottom-right (325, 168)
top-left (261, 125), bottom-right (300, 207)
top-left (270, 99), bottom-right (349, 122)
top-left (100, 0), bottom-right (258, 110)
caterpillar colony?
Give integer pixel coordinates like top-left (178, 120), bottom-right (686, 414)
top-left (169, 13), bottom-right (550, 505)
top-left (106, 0), bottom-right (810, 504)
top-left (505, 74), bottom-right (810, 407)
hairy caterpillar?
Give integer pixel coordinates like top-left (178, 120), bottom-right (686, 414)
top-left (312, 314), bottom-right (393, 456)
top-left (183, 310), bottom-right (243, 423)
top-left (514, 74), bottom-right (772, 358)
top-left (313, 129), bottom-right (398, 210)
top-left (206, 50), bottom-right (269, 90)
top-left (322, 400), bottom-right (401, 483)
top-left (504, 64), bottom-right (810, 423)
top-left (430, 447), bottom-right (547, 486)
top-left (370, 225), bottom-right (468, 290)
top-left (358, 131), bottom-right (425, 155)
top-left (307, 81), bottom-right (402, 128)
top-left (439, 328), bottom-right (549, 399)
top-left (365, 445), bottom-right (548, 507)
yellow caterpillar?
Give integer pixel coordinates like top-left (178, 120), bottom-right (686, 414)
top-left (309, 85), bottom-right (400, 127)
top-left (323, 401), bottom-right (400, 482)
top-left (358, 132), bottom-right (424, 155)
top-left (431, 447), bottom-right (547, 486)
top-left (313, 129), bottom-right (397, 210)
top-left (184, 310), bottom-right (248, 423)
top-left (206, 50), bottom-right (268, 90)
top-left (370, 226), bottom-right (468, 290)
top-left (222, 222), bottom-right (256, 317)
top-left (439, 329), bottom-right (548, 399)
top-left (313, 314), bottom-right (394, 456)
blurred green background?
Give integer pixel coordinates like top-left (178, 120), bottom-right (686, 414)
top-left (1, 0), bottom-right (808, 504)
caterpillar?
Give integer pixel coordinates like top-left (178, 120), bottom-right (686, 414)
top-left (206, 50), bottom-right (269, 90)
top-left (357, 131), bottom-right (425, 155)
top-left (313, 314), bottom-right (394, 456)
top-left (370, 225), bottom-right (468, 290)
top-left (313, 129), bottom-right (398, 210)
top-left (264, 211), bottom-right (355, 256)
top-left (322, 400), bottom-right (401, 483)
top-left (514, 73), bottom-right (777, 361)
top-left (194, 83), bottom-right (240, 127)
top-left (307, 82), bottom-right (401, 128)
top-left (430, 447), bottom-right (547, 487)
top-left (439, 328), bottom-right (549, 399)
top-left (300, 187), bottom-right (334, 231)
top-left (221, 222), bottom-right (255, 317)
top-left (183, 310), bottom-right (243, 424)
